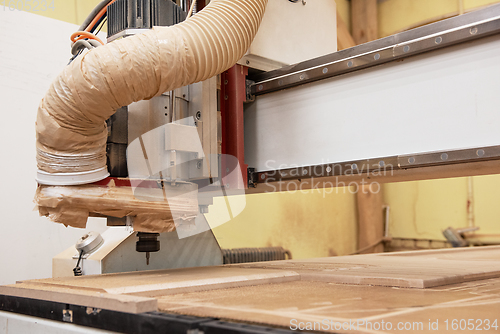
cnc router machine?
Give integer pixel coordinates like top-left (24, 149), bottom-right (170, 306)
top-left (1, 0), bottom-right (500, 333)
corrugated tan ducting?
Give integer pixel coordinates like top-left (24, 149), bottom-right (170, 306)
top-left (36, 0), bottom-right (268, 185)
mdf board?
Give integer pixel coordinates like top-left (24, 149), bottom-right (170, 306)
top-left (0, 267), bottom-right (300, 313)
top-left (234, 246), bottom-right (500, 288)
top-left (158, 278), bottom-right (500, 333)
top-left (1, 247), bottom-right (499, 333)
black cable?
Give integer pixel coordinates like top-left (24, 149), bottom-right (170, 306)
top-left (73, 250), bottom-right (84, 276)
top-left (68, 49), bottom-right (84, 65)
top-left (89, 13), bottom-right (107, 34)
top-left (95, 17), bottom-right (107, 35)
top-left (78, 0), bottom-right (114, 31)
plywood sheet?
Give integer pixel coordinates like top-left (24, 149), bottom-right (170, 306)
top-left (0, 267), bottom-right (299, 313)
top-left (158, 278), bottom-right (500, 333)
top-left (1, 247), bottom-right (499, 319)
top-left (0, 284), bottom-right (156, 314)
top-left (233, 246), bottom-right (500, 288)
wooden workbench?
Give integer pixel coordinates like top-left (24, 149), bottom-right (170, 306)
top-left (1, 246), bottom-right (499, 333)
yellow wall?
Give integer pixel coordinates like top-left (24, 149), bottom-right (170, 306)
top-left (385, 175), bottom-right (500, 242)
top-left (11, 0), bottom-right (103, 26)
top-left (336, 0), bottom-right (351, 32)
top-left (208, 188), bottom-right (358, 259)
top-left (384, 178), bottom-right (469, 240)
top-left (379, 0), bottom-right (500, 37)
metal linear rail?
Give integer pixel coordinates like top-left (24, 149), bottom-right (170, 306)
top-left (250, 3), bottom-right (500, 95)
top-left (249, 146), bottom-right (500, 192)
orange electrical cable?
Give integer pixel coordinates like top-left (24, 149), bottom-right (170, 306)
top-left (69, 0), bottom-right (116, 45)
top-left (85, 0), bottom-right (117, 32)
top-left (71, 31), bottom-right (105, 45)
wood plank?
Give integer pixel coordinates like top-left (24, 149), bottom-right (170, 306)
top-left (158, 278), bottom-right (500, 333)
top-left (336, 11), bottom-right (356, 50)
top-left (2, 247), bottom-right (499, 320)
top-left (8, 267), bottom-right (300, 298)
top-left (233, 246), bottom-right (500, 288)
top-left (0, 284), bottom-right (157, 314)
top-left (351, 0), bottom-right (378, 44)
top-left (356, 184), bottom-right (385, 254)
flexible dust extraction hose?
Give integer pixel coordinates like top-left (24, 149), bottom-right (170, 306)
top-left (36, 0), bottom-right (268, 185)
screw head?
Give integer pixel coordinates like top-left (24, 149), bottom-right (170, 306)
top-left (195, 111), bottom-right (201, 120)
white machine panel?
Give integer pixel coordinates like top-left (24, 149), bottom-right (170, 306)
top-left (245, 35), bottom-right (500, 172)
top-left (238, 0), bottom-right (337, 71)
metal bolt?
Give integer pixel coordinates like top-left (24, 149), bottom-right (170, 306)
top-left (258, 85), bottom-right (263, 90)
top-left (195, 111), bottom-right (201, 120)
top-left (302, 169), bottom-right (307, 175)
top-left (299, 74), bottom-right (305, 80)
top-left (352, 163), bottom-right (358, 170)
top-left (441, 153), bottom-right (448, 161)
top-left (261, 174), bottom-right (265, 180)
top-left (197, 161), bottom-right (202, 169)
top-left (224, 95), bottom-right (228, 100)
top-left (408, 157), bottom-right (415, 164)
top-left (278, 80), bottom-right (284, 86)
top-left (477, 149), bottom-right (485, 157)
top-left (470, 27), bottom-right (478, 35)
top-left (62, 310), bottom-right (73, 323)
top-left (403, 45), bottom-right (410, 53)
top-left (322, 68), bottom-right (328, 74)
top-left (374, 53), bottom-right (380, 60)
top-left (347, 61), bottom-right (353, 67)
top-left (224, 80), bottom-right (228, 85)
top-left (246, 60), bottom-right (250, 65)
top-left (379, 161), bottom-right (385, 167)
top-left (326, 166), bottom-right (332, 173)
top-left (435, 36), bottom-right (442, 44)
